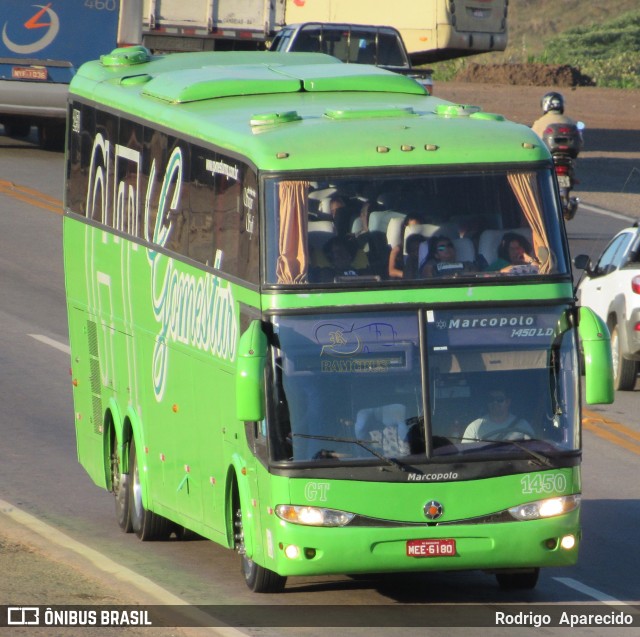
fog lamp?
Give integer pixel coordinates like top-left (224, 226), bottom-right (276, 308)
top-left (560, 534), bottom-right (576, 550)
top-left (284, 544), bottom-right (300, 559)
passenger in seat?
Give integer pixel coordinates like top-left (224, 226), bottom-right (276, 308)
top-left (311, 235), bottom-right (371, 282)
top-left (488, 232), bottom-right (539, 274)
top-left (329, 195), bottom-right (354, 237)
top-left (421, 235), bottom-right (478, 277)
top-left (388, 214), bottom-right (422, 279)
top-left (403, 234), bottom-right (428, 279)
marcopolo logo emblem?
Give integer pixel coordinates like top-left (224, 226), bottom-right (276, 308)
top-left (424, 500), bottom-right (443, 520)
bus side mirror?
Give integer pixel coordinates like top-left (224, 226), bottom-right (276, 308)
top-left (579, 306), bottom-right (614, 404)
top-left (236, 320), bottom-right (268, 422)
top-left (573, 254), bottom-right (593, 276)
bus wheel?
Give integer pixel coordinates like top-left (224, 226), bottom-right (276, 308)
top-left (241, 554), bottom-right (286, 594)
top-left (111, 436), bottom-right (132, 533)
top-left (496, 568), bottom-right (539, 590)
top-left (234, 505), bottom-right (286, 593)
top-left (129, 439), bottom-right (171, 541)
top-left (611, 325), bottom-right (638, 391)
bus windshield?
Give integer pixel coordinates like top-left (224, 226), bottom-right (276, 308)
top-left (267, 305), bottom-right (580, 465)
top-left (264, 167), bottom-right (567, 285)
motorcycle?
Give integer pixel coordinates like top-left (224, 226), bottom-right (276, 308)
top-left (539, 121), bottom-right (584, 221)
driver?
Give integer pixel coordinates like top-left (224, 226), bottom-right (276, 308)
top-left (462, 388), bottom-right (534, 443)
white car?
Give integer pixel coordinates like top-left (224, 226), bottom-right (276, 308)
top-left (575, 226), bottom-right (640, 390)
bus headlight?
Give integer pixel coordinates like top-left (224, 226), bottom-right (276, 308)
top-left (275, 505), bottom-right (355, 527)
top-left (509, 495), bottom-right (580, 521)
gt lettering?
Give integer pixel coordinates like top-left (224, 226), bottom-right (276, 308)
top-left (304, 482), bottom-right (330, 502)
top-left (521, 473), bottom-right (567, 494)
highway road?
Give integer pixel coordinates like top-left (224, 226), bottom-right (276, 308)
top-left (1, 130), bottom-right (639, 636)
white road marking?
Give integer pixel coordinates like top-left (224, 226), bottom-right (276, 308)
top-left (29, 333), bottom-right (70, 355)
top-left (553, 577), bottom-right (629, 606)
top-left (0, 499), bottom-right (246, 637)
top-left (578, 202), bottom-right (635, 223)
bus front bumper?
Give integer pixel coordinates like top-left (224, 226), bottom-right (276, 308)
top-left (261, 510), bottom-right (580, 577)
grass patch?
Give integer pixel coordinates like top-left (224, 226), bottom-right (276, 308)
top-left (426, 9), bottom-right (640, 89)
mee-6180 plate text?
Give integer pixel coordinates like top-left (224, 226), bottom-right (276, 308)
top-left (406, 538), bottom-right (456, 557)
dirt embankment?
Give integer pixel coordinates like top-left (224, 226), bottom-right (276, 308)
top-left (456, 63), bottom-right (595, 88)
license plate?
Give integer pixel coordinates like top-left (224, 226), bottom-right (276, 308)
top-left (12, 66), bottom-right (47, 80)
top-left (557, 175), bottom-right (571, 188)
top-left (406, 538), bottom-right (456, 557)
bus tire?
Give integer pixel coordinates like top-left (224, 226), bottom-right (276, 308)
top-left (241, 555), bottom-right (286, 594)
top-left (234, 498), bottom-right (286, 593)
top-left (611, 325), bottom-right (637, 391)
top-left (129, 438), bottom-right (171, 541)
top-left (111, 433), bottom-right (132, 533)
top-left (495, 568), bottom-right (539, 590)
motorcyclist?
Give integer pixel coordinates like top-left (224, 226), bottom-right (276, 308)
top-left (532, 91), bottom-right (578, 138)
top-left (532, 91), bottom-right (583, 221)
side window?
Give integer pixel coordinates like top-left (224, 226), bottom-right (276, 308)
top-left (187, 149), bottom-right (259, 283)
top-left (116, 118), bottom-right (144, 238)
top-left (377, 32), bottom-right (405, 66)
top-left (141, 131), bottom-right (188, 255)
top-left (294, 28), bottom-right (322, 53)
top-left (66, 101), bottom-right (95, 218)
top-left (90, 109), bottom-right (118, 227)
top-left (612, 234), bottom-right (635, 268)
top-left (627, 236), bottom-right (640, 265)
top-left (211, 154), bottom-right (242, 275)
top-left (188, 148), bottom-right (215, 266)
top-left (595, 235), bottom-right (629, 275)
top-left (238, 168), bottom-right (260, 285)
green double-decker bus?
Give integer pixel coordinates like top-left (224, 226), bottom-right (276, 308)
top-left (63, 47), bottom-right (613, 593)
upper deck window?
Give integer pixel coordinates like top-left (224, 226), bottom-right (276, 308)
top-left (264, 168), bottom-right (568, 286)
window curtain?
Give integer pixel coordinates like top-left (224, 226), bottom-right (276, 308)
top-left (276, 181), bottom-right (310, 284)
top-left (507, 172), bottom-right (553, 274)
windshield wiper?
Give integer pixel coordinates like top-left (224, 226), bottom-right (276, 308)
top-left (493, 439), bottom-right (554, 467)
top-left (454, 436), bottom-right (554, 467)
top-left (292, 433), bottom-right (409, 471)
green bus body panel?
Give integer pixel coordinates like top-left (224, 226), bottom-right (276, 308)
top-left (65, 219), bottom-right (240, 537)
top-left (270, 511), bottom-right (581, 576)
top-left (263, 282), bottom-right (575, 311)
top-left (251, 466), bottom-right (581, 576)
top-left (68, 308), bottom-right (109, 489)
top-left (286, 469), bottom-right (580, 522)
top-left (69, 50), bottom-right (548, 173)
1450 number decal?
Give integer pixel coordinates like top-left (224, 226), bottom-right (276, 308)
top-left (521, 473), bottom-right (567, 494)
